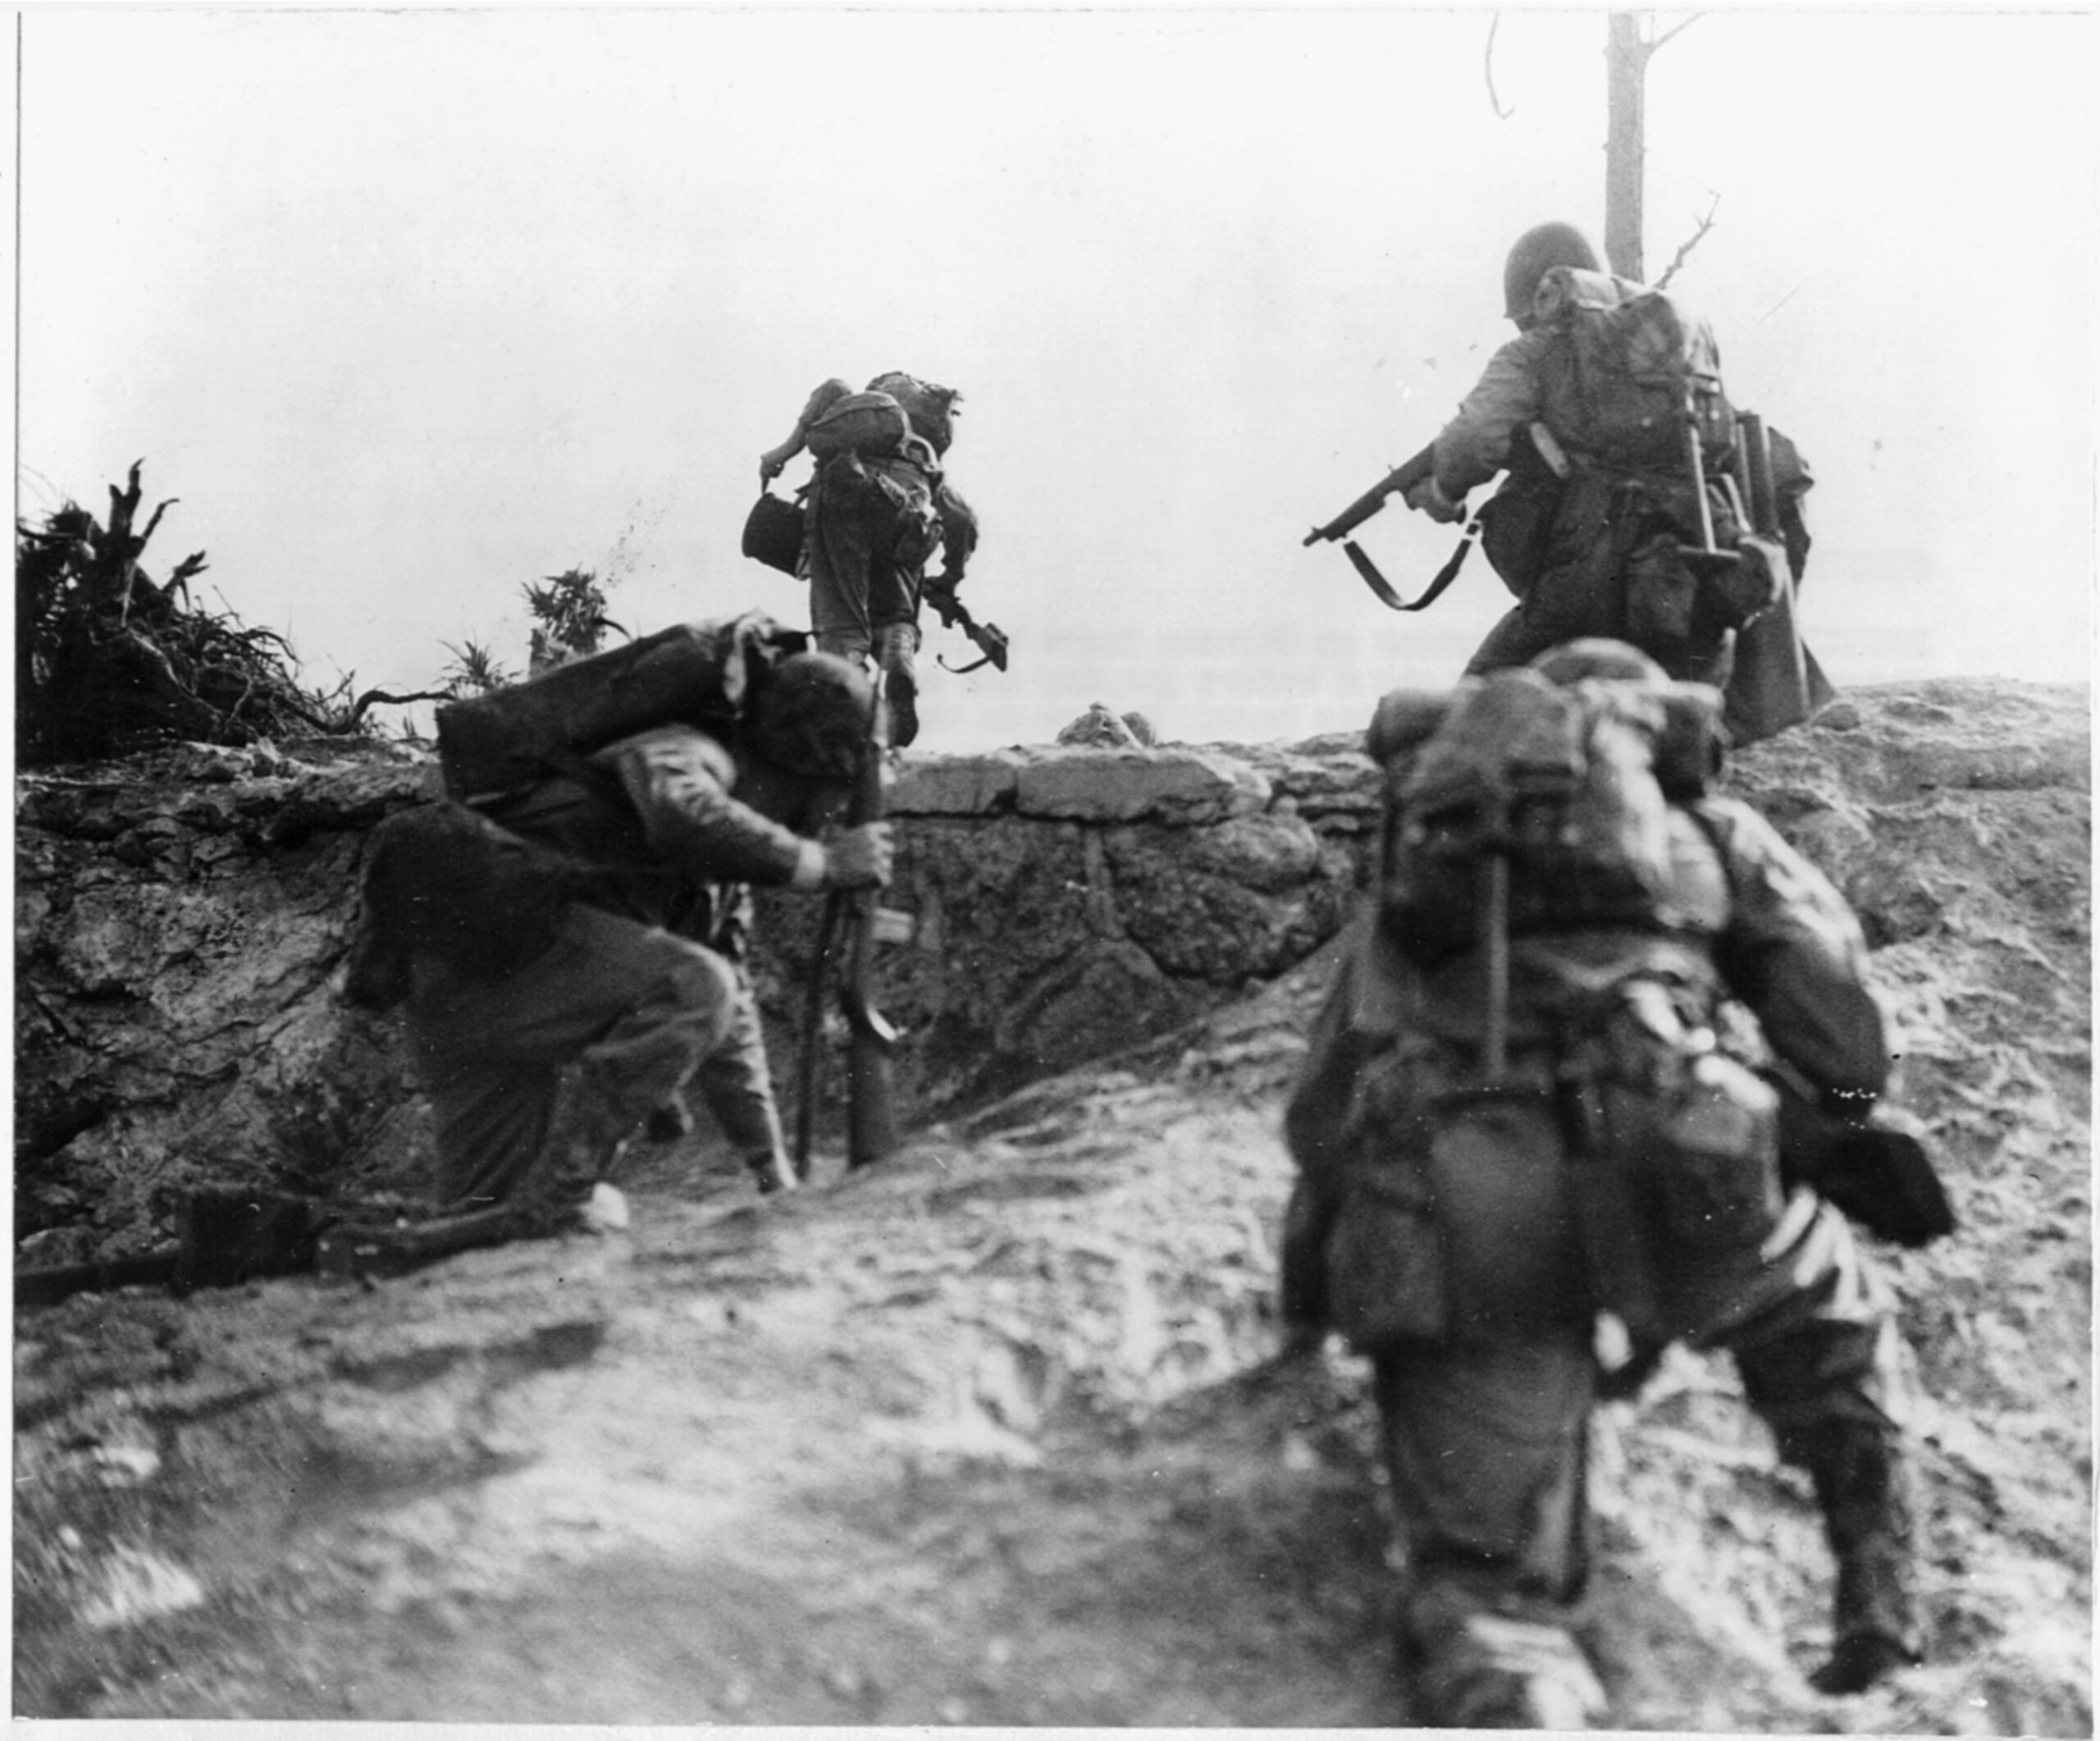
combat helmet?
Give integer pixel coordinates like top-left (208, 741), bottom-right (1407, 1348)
top-left (743, 651), bottom-right (874, 783)
top-left (1529, 637), bottom-right (1667, 687)
top-left (1503, 222), bottom-right (1603, 321)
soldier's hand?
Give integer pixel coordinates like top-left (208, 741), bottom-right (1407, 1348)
top-left (1403, 474), bottom-right (1468, 524)
top-left (824, 822), bottom-right (893, 890)
top-left (759, 448), bottom-right (789, 486)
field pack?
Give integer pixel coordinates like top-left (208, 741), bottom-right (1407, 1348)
top-left (436, 611), bottom-right (804, 801)
top-left (864, 371), bottom-right (961, 457)
top-left (1536, 266), bottom-right (1735, 472)
top-left (803, 391), bottom-right (915, 462)
top-left (1371, 666), bottom-right (1723, 964)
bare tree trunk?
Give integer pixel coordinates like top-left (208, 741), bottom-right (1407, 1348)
top-left (1605, 12), bottom-right (1649, 280)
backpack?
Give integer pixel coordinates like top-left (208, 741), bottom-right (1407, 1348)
top-left (1536, 266), bottom-right (1735, 473)
top-left (803, 391), bottom-right (914, 461)
top-left (865, 371), bottom-right (961, 457)
top-left (436, 611), bottom-right (804, 801)
top-left (1372, 668), bottom-right (1723, 966)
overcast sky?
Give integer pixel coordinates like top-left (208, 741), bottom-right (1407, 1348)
top-left (16, 7), bottom-right (2095, 754)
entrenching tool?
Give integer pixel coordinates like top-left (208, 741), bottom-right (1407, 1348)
top-left (1722, 411), bottom-right (1834, 741)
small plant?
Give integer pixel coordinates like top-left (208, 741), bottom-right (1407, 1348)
top-left (439, 638), bottom-right (517, 697)
top-left (523, 567), bottom-right (628, 676)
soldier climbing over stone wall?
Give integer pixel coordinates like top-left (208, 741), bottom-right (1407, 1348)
top-left (757, 371), bottom-right (980, 750)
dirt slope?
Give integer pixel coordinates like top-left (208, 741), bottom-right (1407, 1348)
top-left (11, 678), bottom-right (2091, 1732)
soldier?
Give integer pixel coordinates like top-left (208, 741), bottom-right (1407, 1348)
top-left (347, 633), bottom-right (892, 1234)
top-left (760, 371), bottom-right (979, 749)
top-left (1402, 222), bottom-right (1812, 693)
top-left (1277, 640), bottom-right (1947, 1728)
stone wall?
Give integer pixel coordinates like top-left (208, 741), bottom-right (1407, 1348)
top-left (12, 735), bottom-right (1378, 1259)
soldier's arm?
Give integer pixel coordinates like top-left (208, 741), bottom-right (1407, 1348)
top-left (1699, 796), bottom-right (1891, 1108)
top-left (1283, 913), bottom-right (1399, 1178)
top-left (760, 377), bottom-right (856, 482)
top-left (931, 480), bottom-right (979, 589)
top-left (605, 725), bottom-right (865, 893)
top-left (1430, 328), bottom-right (1553, 500)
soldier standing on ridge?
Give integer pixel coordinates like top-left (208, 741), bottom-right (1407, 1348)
top-left (345, 620), bottom-right (893, 1233)
top-left (760, 371), bottom-right (979, 750)
top-left (1402, 222), bottom-right (1814, 697)
top-left (1276, 639), bottom-right (1948, 1728)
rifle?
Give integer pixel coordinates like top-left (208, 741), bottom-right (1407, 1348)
top-left (13, 1184), bottom-right (517, 1309)
top-left (840, 673), bottom-right (902, 1170)
top-left (792, 894), bottom-right (841, 1181)
top-left (16, 1184), bottom-right (330, 1310)
top-left (794, 674), bottom-right (906, 1178)
top-left (924, 580), bottom-right (1009, 674)
top-left (1303, 441), bottom-right (1481, 612)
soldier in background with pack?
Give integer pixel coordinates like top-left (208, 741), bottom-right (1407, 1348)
top-left (1404, 222), bottom-right (1811, 694)
top-left (758, 372), bottom-right (979, 749)
top-left (1276, 640), bottom-right (1952, 1728)
top-left (345, 614), bottom-right (892, 1236)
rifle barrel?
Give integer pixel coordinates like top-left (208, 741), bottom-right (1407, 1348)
top-left (1304, 441), bottom-right (1438, 546)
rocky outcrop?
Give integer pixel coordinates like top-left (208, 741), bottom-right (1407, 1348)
top-left (16, 679), bottom-right (2087, 1268)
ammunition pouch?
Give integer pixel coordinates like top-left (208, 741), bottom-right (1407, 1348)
top-left (1478, 432), bottom-right (1570, 598)
top-left (1528, 468), bottom-right (1782, 651)
top-left (1322, 973), bottom-right (1784, 1357)
top-left (1324, 1048), bottom-right (1590, 1352)
top-left (1568, 984), bottom-right (1783, 1343)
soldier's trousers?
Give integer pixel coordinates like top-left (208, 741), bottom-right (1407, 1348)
top-left (406, 902), bottom-right (786, 1222)
top-left (1373, 1181), bottom-right (1915, 1677)
top-left (816, 620), bottom-right (921, 749)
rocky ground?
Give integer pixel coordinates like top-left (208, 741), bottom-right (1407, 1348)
top-left (11, 678), bottom-right (2092, 1731)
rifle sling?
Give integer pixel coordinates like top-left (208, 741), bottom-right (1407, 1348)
top-left (1344, 525), bottom-right (1479, 613)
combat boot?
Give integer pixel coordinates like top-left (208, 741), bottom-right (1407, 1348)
top-left (1798, 1421), bottom-right (1923, 1693)
top-left (746, 1150), bottom-right (799, 1196)
top-left (1404, 1575), bottom-right (1607, 1730)
top-left (1408, 1611), bottom-right (1609, 1730)
top-left (645, 1091), bottom-right (695, 1145)
top-left (509, 1064), bottom-right (637, 1237)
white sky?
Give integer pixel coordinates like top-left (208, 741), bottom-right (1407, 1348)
top-left (15, 6), bottom-right (2097, 754)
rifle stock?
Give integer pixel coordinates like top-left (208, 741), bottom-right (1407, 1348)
top-left (928, 587), bottom-right (1009, 674)
top-left (793, 894), bottom-right (842, 1180)
top-left (14, 1182), bottom-right (549, 1308)
top-left (840, 676), bottom-right (902, 1171)
top-left (1303, 441), bottom-right (1437, 546)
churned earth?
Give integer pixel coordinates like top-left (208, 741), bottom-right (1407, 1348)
top-left (11, 677), bottom-right (2092, 1733)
